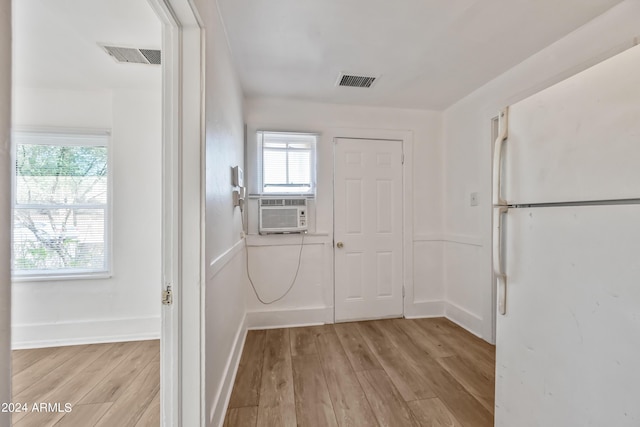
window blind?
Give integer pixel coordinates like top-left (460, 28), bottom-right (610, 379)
top-left (12, 132), bottom-right (110, 277)
top-left (259, 131), bottom-right (316, 195)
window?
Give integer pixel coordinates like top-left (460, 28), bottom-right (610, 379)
top-left (258, 131), bottom-right (317, 195)
top-left (12, 131), bottom-right (110, 279)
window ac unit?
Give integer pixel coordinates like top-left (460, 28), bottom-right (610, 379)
top-left (259, 198), bottom-right (307, 234)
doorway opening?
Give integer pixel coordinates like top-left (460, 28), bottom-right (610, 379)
top-left (8, 0), bottom-right (205, 425)
top-left (10, 0), bottom-right (163, 423)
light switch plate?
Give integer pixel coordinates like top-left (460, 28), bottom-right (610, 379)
top-left (470, 192), bottom-right (479, 206)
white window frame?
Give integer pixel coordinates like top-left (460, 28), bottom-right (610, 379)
top-left (257, 131), bottom-right (318, 197)
top-left (11, 129), bottom-right (112, 281)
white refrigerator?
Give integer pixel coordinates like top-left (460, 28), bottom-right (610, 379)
top-left (493, 44), bottom-right (640, 426)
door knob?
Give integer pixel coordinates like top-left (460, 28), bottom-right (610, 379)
top-left (336, 242), bottom-right (344, 248)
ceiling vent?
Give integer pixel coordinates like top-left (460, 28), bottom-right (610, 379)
top-left (336, 73), bottom-right (378, 88)
top-left (101, 45), bottom-right (161, 65)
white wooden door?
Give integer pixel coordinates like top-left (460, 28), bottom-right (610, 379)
top-left (334, 138), bottom-right (403, 322)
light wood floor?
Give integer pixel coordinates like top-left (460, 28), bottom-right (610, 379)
top-left (225, 317), bottom-right (495, 427)
top-left (11, 340), bottom-right (160, 427)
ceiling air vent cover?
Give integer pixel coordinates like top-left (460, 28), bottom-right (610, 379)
top-left (101, 45), bottom-right (161, 65)
top-left (337, 73), bottom-right (378, 88)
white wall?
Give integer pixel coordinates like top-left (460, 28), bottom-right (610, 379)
top-left (11, 87), bottom-right (162, 348)
top-left (442, 0), bottom-right (640, 341)
top-left (0, 0), bottom-right (12, 422)
top-left (191, 0), bottom-right (249, 426)
top-left (244, 98), bottom-right (444, 325)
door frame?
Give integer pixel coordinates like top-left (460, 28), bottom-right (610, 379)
top-left (0, 2), bottom-right (10, 424)
top-left (489, 116), bottom-right (499, 345)
top-left (328, 128), bottom-right (413, 321)
top-left (146, 0), bottom-right (204, 425)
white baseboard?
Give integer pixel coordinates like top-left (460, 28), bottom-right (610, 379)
top-left (444, 302), bottom-right (484, 338)
top-left (404, 300), bottom-right (445, 319)
top-left (246, 306), bottom-right (332, 330)
top-left (12, 316), bottom-right (160, 349)
top-left (212, 313), bottom-right (248, 427)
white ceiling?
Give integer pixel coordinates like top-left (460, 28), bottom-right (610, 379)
top-left (13, 0), bottom-right (161, 91)
top-left (217, 0), bottom-right (624, 110)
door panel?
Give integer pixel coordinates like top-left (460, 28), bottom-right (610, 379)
top-left (334, 138), bottom-right (403, 322)
top-left (503, 45), bottom-right (640, 204)
top-left (496, 205), bottom-right (640, 427)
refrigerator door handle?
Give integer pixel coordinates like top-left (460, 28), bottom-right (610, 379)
top-left (497, 273), bottom-right (507, 316)
top-left (493, 206), bottom-right (508, 315)
top-left (492, 107), bottom-right (509, 206)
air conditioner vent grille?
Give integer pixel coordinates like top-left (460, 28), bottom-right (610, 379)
top-left (139, 49), bottom-right (161, 65)
top-left (338, 74), bottom-right (377, 88)
top-left (102, 45), bottom-right (161, 65)
top-left (260, 198), bottom-right (307, 207)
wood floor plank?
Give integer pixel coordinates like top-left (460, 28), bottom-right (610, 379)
top-left (357, 321), bottom-right (436, 401)
top-left (11, 347), bottom-right (60, 376)
top-left (54, 403), bottom-right (112, 427)
top-left (439, 318), bottom-right (495, 362)
top-left (374, 320), bottom-right (493, 427)
top-left (303, 324), bottom-right (336, 336)
top-left (12, 345), bottom-right (87, 395)
top-left (224, 406), bottom-right (258, 427)
top-left (94, 360), bottom-right (160, 427)
top-left (416, 318), bottom-right (496, 383)
top-left (315, 332), bottom-right (378, 427)
top-left (408, 398), bottom-right (462, 427)
top-left (454, 345), bottom-right (495, 382)
top-left (134, 390), bottom-right (160, 427)
top-left (291, 354), bottom-right (338, 427)
top-left (12, 409), bottom-right (60, 427)
top-left (334, 322), bottom-right (382, 372)
top-left (79, 340), bottom-right (158, 405)
top-left (416, 319), bottom-right (495, 365)
top-left (356, 369), bottom-right (419, 427)
top-left (417, 317), bottom-right (457, 334)
top-left (12, 343), bottom-right (112, 424)
top-left (290, 327), bottom-right (319, 356)
top-left (392, 319), bottom-right (454, 359)
top-left (256, 329), bottom-right (296, 427)
top-left (229, 330), bottom-right (266, 408)
top-left (436, 355), bottom-right (495, 413)
top-left (13, 341), bottom-right (139, 426)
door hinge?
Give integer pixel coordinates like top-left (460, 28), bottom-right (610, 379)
top-left (401, 153), bottom-right (405, 164)
top-left (162, 286), bottom-right (173, 305)
top-left (402, 286), bottom-right (405, 298)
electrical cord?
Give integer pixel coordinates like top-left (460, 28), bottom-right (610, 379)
top-left (240, 207), bottom-right (305, 304)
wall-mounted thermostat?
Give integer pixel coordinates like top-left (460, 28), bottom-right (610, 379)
top-left (232, 166), bottom-right (244, 187)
